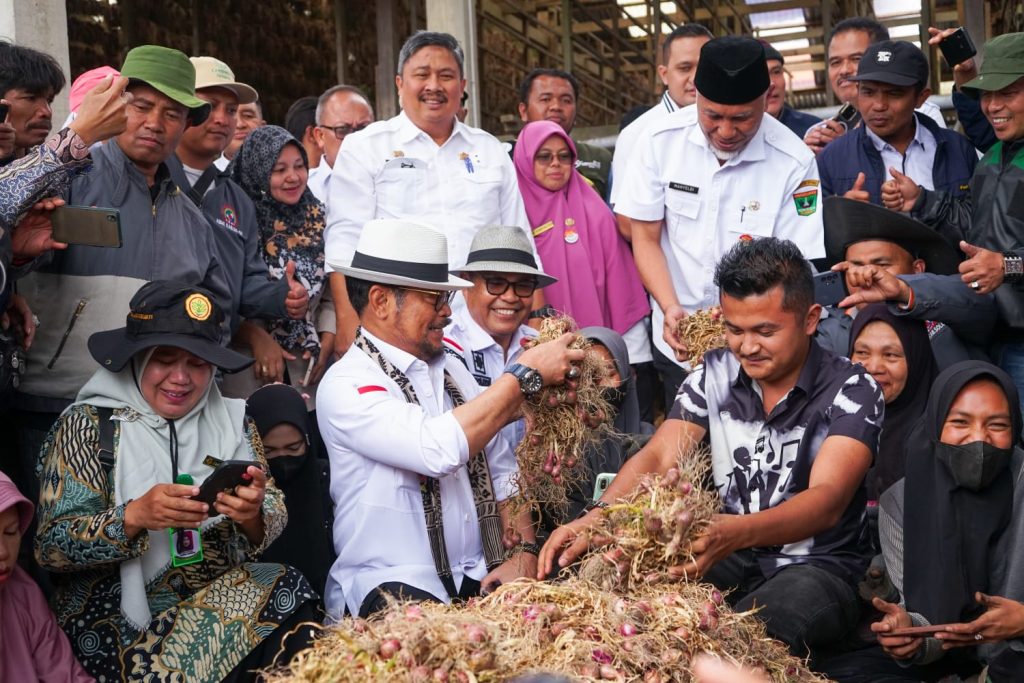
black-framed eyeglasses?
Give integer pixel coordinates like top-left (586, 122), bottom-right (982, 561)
top-left (318, 121), bottom-right (370, 139)
top-left (397, 286), bottom-right (455, 312)
top-left (483, 277), bottom-right (538, 298)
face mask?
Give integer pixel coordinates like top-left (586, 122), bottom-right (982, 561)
top-left (268, 453), bottom-right (307, 486)
top-left (934, 440), bottom-right (1012, 491)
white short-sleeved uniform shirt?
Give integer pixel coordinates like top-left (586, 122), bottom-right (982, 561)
top-left (315, 329), bottom-right (518, 618)
top-left (443, 300), bottom-right (537, 448)
top-left (615, 105), bottom-right (825, 367)
top-left (307, 156), bottom-right (332, 204)
top-left (324, 111), bottom-right (532, 271)
top-left (609, 91), bottom-right (679, 208)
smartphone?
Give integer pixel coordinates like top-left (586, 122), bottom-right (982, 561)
top-left (51, 205), bottom-right (123, 248)
top-left (939, 28), bottom-right (977, 67)
top-left (813, 270), bottom-right (848, 307)
top-left (833, 102), bottom-right (862, 131)
top-left (888, 624), bottom-right (958, 637)
top-left (593, 472), bottom-right (615, 502)
top-left (0, 103), bottom-right (9, 123)
top-left (191, 460), bottom-right (254, 505)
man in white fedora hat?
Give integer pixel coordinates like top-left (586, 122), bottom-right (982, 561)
top-left (316, 218), bottom-right (582, 619)
top-left (444, 224), bottom-right (557, 448)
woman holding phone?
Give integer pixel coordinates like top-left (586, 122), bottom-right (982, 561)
top-left (35, 280), bottom-right (318, 682)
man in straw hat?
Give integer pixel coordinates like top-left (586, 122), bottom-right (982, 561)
top-left (616, 35), bottom-right (824, 408)
top-left (317, 218), bottom-right (582, 619)
top-left (882, 32), bottom-right (1024, 407)
top-left (14, 45), bottom-right (231, 499)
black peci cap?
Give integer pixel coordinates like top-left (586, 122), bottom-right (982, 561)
top-left (694, 36), bottom-right (770, 105)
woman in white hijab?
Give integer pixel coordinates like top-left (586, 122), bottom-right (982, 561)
top-left (35, 281), bottom-right (319, 683)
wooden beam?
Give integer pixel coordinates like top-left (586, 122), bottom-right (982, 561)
top-left (375, 0), bottom-right (397, 119)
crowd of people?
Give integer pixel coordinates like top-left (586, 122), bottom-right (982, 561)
top-left (0, 14), bottom-right (1022, 683)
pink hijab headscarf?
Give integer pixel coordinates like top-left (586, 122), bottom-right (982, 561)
top-left (0, 471), bottom-right (95, 682)
top-left (513, 120), bottom-right (649, 335)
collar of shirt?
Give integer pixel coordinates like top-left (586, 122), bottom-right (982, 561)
top-left (729, 339), bottom-right (823, 412)
top-left (662, 91), bottom-right (679, 113)
top-left (361, 327), bottom-right (447, 406)
top-left (450, 304), bottom-right (534, 359)
top-left (864, 116), bottom-right (934, 157)
top-left (395, 109), bottom-right (469, 148)
top-left (685, 117), bottom-right (768, 165)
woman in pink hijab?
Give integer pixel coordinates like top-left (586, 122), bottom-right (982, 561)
top-left (0, 471), bottom-right (93, 682)
top-left (513, 120), bottom-right (649, 337)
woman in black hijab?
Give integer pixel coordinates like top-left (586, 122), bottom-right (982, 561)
top-left (870, 361), bottom-right (1024, 680)
top-left (246, 383), bottom-right (335, 598)
top-left (849, 304), bottom-right (938, 500)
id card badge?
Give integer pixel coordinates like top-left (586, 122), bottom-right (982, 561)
top-left (169, 527), bottom-right (204, 567)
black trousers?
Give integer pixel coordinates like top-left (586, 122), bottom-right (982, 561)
top-left (652, 346), bottom-right (687, 413)
top-left (358, 578), bottom-right (482, 618)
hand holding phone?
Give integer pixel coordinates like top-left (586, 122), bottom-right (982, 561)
top-left (813, 270), bottom-right (848, 307)
top-left (888, 624), bottom-right (960, 637)
top-left (192, 460), bottom-right (255, 505)
top-left (833, 102), bottom-right (862, 131)
top-left (50, 205), bottom-right (123, 248)
top-left (938, 27), bottom-right (977, 68)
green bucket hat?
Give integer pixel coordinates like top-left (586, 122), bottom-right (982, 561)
top-left (120, 45), bottom-right (211, 124)
top-left (962, 32), bottom-right (1024, 94)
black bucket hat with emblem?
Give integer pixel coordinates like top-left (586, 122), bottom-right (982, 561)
top-left (88, 280), bottom-right (253, 373)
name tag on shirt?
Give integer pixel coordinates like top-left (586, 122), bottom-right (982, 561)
top-left (383, 157), bottom-right (427, 170)
top-left (669, 182), bottom-right (699, 194)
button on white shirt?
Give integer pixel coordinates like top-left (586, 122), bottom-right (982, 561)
top-left (324, 111), bottom-right (532, 270)
top-left (307, 156), bottom-right (332, 204)
top-left (316, 328), bottom-right (518, 618)
top-left (444, 300), bottom-right (536, 447)
top-left (616, 106), bottom-right (825, 367)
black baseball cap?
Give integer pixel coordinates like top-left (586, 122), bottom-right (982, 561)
top-left (88, 280), bottom-right (253, 373)
top-left (850, 40), bottom-right (929, 88)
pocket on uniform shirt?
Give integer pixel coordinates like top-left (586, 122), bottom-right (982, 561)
top-left (377, 164), bottom-right (426, 215)
top-left (664, 190), bottom-right (701, 239)
top-left (362, 465), bottom-right (422, 514)
top-left (726, 209), bottom-right (776, 241)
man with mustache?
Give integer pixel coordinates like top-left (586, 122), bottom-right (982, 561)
top-left (317, 219), bottom-right (581, 618)
top-left (0, 41), bottom-right (65, 162)
top-left (325, 31), bottom-right (531, 357)
top-left (817, 40), bottom-right (978, 205)
top-left (616, 36), bottom-right (824, 408)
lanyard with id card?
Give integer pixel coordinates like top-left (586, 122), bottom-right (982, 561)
top-left (169, 473), bottom-right (204, 567)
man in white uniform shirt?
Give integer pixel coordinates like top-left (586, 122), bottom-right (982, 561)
top-left (325, 31), bottom-right (531, 355)
top-left (609, 24), bottom-right (712, 232)
top-left (316, 219), bottom-right (582, 618)
top-left (307, 85), bottom-right (374, 203)
top-left (444, 225), bottom-right (557, 447)
top-left (617, 36), bottom-right (825, 406)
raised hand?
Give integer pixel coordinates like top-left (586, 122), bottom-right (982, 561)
top-left (69, 75), bottom-right (130, 145)
top-left (881, 168), bottom-right (920, 212)
top-left (843, 172), bottom-right (870, 203)
top-left (283, 260), bottom-right (309, 319)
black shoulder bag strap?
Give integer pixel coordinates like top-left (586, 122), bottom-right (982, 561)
top-left (96, 406), bottom-right (116, 476)
top-left (185, 165), bottom-right (219, 208)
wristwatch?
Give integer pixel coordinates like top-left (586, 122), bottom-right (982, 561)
top-left (1004, 253), bottom-right (1023, 283)
top-left (510, 541), bottom-right (541, 556)
top-left (506, 362), bottom-right (543, 396)
top-left (529, 305), bottom-right (556, 320)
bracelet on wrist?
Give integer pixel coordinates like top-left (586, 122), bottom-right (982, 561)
top-left (510, 541), bottom-right (541, 556)
top-left (577, 501), bottom-right (609, 519)
top-left (1003, 253), bottom-right (1023, 283)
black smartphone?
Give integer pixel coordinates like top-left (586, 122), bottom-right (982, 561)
top-left (0, 103), bottom-right (9, 122)
top-left (813, 271), bottom-right (848, 307)
top-left (51, 205), bottom-right (123, 248)
top-left (191, 460), bottom-right (254, 505)
top-left (939, 27), bottom-right (977, 67)
top-left (833, 102), bottom-right (862, 130)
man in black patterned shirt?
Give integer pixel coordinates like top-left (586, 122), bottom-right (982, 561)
top-left (541, 237), bottom-right (884, 655)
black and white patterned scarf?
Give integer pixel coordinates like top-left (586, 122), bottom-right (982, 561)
top-left (353, 329), bottom-right (505, 596)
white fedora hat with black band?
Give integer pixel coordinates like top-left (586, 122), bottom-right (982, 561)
top-left (331, 218), bottom-right (472, 290)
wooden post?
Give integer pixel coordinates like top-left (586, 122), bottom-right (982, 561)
top-left (335, 0), bottom-right (347, 85)
top-left (425, 0), bottom-right (481, 128)
top-left (376, 0), bottom-right (398, 119)
top-left (823, 0), bottom-right (834, 104)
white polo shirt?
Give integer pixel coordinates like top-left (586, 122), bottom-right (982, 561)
top-left (324, 111), bottom-right (532, 270)
top-left (616, 105), bottom-right (825, 367)
top-left (609, 91), bottom-right (679, 209)
top-left (307, 156), bottom-right (332, 204)
top-left (316, 328), bottom-right (518, 617)
top-left (443, 300), bottom-right (536, 448)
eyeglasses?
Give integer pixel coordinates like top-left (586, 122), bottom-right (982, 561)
top-left (397, 286), bottom-right (455, 312)
top-left (483, 277), bottom-right (538, 298)
top-left (534, 150), bottom-right (573, 165)
top-left (318, 121), bottom-right (370, 140)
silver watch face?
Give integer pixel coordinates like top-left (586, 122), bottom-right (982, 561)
top-left (523, 370), bottom-right (543, 394)
top-left (1007, 257), bottom-right (1024, 276)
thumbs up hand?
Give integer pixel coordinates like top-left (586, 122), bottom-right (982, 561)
top-left (284, 261), bottom-right (309, 319)
top-left (842, 172), bottom-right (871, 203)
top-left (881, 167), bottom-right (921, 212)
top-left (958, 241), bottom-right (1005, 294)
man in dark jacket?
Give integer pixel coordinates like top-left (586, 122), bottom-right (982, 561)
top-left (762, 42), bottom-right (820, 138)
top-left (883, 32), bottom-right (1024, 409)
top-left (169, 56), bottom-right (307, 339)
top-left (818, 40), bottom-right (978, 205)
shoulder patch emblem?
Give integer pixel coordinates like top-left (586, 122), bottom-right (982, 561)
top-left (793, 189), bottom-right (819, 216)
